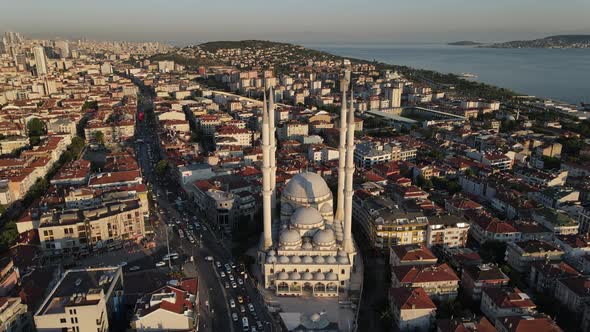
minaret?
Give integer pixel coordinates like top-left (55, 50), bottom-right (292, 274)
top-left (261, 92), bottom-right (273, 249)
top-left (335, 90), bottom-right (347, 221)
top-left (343, 92), bottom-right (356, 253)
top-left (268, 87), bottom-right (277, 216)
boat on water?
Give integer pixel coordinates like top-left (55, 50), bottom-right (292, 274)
top-left (459, 72), bottom-right (478, 79)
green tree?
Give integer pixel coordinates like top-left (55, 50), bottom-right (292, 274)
top-left (542, 156), bottom-right (561, 170)
top-left (27, 118), bottom-right (46, 137)
top-left (93, 131), bottom-right (105, 145)
top-left (155, 160), bottom-right (169, 176)
top-left (0, 220), bottom-right (18, 252)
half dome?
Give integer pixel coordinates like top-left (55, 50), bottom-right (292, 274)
top-left (290, 207), bottom-right (324, 228)
top-left (277, 272), bottom-right (289, 280)
top-left (313, 229), bottom-right (336, 246)
top-left (280, 229), bottom-right (302, 246)
top-left (302, 272), bottom-right (314, 280)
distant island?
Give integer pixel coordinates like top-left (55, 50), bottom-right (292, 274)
top-left (448, 41), bottom-right (482, 46)
top-left (484, 35), bottom-right (590, 49)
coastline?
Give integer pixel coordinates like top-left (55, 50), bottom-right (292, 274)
top-left (304, 43), bottom-right (590, 104)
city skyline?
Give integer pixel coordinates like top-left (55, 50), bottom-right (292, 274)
top-left (2, 0), bottom-right (590, 45)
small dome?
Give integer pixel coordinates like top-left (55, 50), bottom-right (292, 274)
top-left (320, 203), bottom-right (333, 214)
top-left (278, 255), bottom-right (290, 264)
top-left (280, 229), bottom-right (302, 246)
top-left (268, 250), bottom-right (276, 256)
top-left (291, 256), bottom-right (302, 263)
top-left (290, 207), bottom-right (323, 228)
top-left (338, 256), bottom-right (349, 264)
top-left (338, 250), bottom-right (347, 257)
top-left (266, 255), bottom-right (277, 264)
top-left (314, 272), bottom-right (325, 280)
top-left (302, 242), bottom-right (313, 250)
top-left (290, 272), bottom-right (301, 280)
top-left (303, 256), bottom-right (314, 263)
top-left (314, 256), bottom-right (325, 264)
top-left (283, 172), bottom-right (332, 203)
top-left (313, 229), bottom-right (336, 246)
top-left (277, 272), bottom-right (289, 280)
top-left (326, 256), bottom-right (337, 264)
top-left (326, 272), bottom-right (338, 281)
top-left (302, 272), bottom-right (314, 280)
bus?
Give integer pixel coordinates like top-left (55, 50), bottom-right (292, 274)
top-left (242, 317), bottom-right (249, 331)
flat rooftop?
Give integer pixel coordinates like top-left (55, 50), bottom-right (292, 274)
top-left (37, 267), bottom-right (121, 316)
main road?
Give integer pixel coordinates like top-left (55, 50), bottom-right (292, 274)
top-left (134, 92), bottom-right (277, 332)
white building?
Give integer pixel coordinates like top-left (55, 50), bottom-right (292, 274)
top-left (259, 89), bottom-right (357, 298)
top-left (33, 45), bottom-right (48, 76)
top-left (34, 267), bottom-right (124, 332)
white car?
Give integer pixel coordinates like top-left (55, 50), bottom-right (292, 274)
top-left (237, 278), bottom-right (243, 285)
top-left (231, 281), bottom-right (237, 289)
top-left (232, 313), bottom-right (238, 322)
top-left (229, 274), bottom-right (234, 281)
top-left (248, 303), bottom-right (255, 313)
top-left (129, 266), bottom-right (140, 271)
top-left (205, 256), bottom-right (214, 262)
top-left (215, 261), bottom-right (222, 268)
top-left (220, 271), bottom-right (226, 278)
top-left (155, 261), bottom-right (166, 267)
top-left (230, 299), bottom-right (236, 308)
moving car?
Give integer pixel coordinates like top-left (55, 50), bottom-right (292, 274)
top-left (238, 278), bottom-right (243, 285)
top-left (239, 305), bottom-right (246, 313)
top-left (230, 299), bottom-right (236, 308)
top-left (129, 266), bottom-right (140, 271)
top-left (224, 282), bottom-right (230, 289)
top-left (231, 281), bottom-right (237, 289)
top-left (155, 261), bottom-right (166, 267)
top-left (232, 313), bottom-right (238, 322)
top-left (215, 261), bottom-right (222, 268)
top-left (220, 271), bottom-right (226, 278)
top-left (237, 295), bottom-right (244, 304)
top-left (248, 303), bottom-right (255, 313)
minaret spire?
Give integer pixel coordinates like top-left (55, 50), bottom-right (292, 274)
top-left (335, 89), bottom-right (347, 222)
top-left (343, 86), bottom-right (356, 253)
top-left (262, 91), bottom-right (273, 249)
top-left (268, 86), bottom-right (277, 217)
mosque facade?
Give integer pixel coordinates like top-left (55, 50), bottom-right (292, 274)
top-left (258, 85), bottom-right (357, 297)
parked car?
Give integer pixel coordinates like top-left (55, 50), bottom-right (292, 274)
top-left (230, 299), bottom-right (236, 308)
top-left (129, 266), bottom-right (140, 271)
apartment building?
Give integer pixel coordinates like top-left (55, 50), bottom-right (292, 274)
top-left (389, 287), bottom-right (436, 332)
top-left (425, 215), bottom-right (470, 248)
top-left (0, 297), bottom-right (33, 332)
top-left (389, 243), bottom-right (437, 267)
top-left (132, 278), bottom-right (199, 331)
top-left (480, 287), bottom-right (536, 321)
top-left (505, 240), bottom-right (564, 273)
top-left (352, 195), bottom-right (428, 250)
top-left (34, 267), bottom-right (124, 332)
top-left (461, 264), bottom-right (509, 301)
top-left (391, 263), bottom-right (460, 301)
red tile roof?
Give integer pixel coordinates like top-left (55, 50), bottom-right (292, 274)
top-left (389, 287), bottom-right (436, 310)
top-left (392, 263), bottom-right (459, 284)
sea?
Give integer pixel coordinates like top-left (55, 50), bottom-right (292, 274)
top-left (305, 43), bottom-right (590, 105)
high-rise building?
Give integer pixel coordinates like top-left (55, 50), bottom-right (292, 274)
top-left (33, 45), bottom-right (48, 76)
top-left (384, 85), bottom-right (402, 108)
top-left (54, 40), bottom-right (70, 58)
top-left (100, 62), bottom-right (113, 75)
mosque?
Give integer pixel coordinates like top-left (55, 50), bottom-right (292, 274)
top-left (258, 85), bottom-right (357, 297)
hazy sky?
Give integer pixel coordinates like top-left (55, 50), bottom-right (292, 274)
top-left (1, 0), bottom-right (589, 45)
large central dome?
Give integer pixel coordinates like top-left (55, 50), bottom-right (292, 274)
top-left (283, 172), bottom-right (332, 203)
